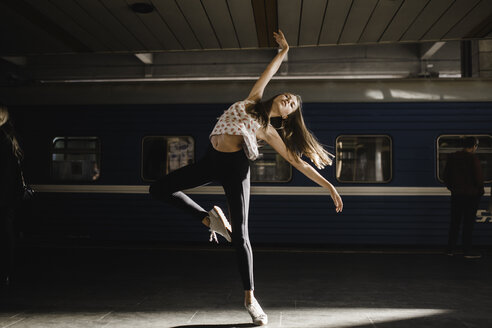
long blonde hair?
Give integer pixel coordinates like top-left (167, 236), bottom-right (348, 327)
top-left (0, 104), bottom-right (23, 160)
top-left (247, 94), bottom-right (334, 169)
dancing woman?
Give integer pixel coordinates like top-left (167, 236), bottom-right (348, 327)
top-left (149, 30), bottom-right (343, 326)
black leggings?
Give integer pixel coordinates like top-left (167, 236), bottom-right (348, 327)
top-left (149, 146), bottom-right (254, 290)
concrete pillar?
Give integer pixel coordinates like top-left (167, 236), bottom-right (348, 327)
top-left (478, 40), bottom-right (492, 78)
top-left (470, 39), bottom-right (492, 78)
top-left (461, 41), bottom-right (473, 77)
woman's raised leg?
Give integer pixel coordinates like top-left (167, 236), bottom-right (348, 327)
top-left (149, 157), bottom-right (214, 222)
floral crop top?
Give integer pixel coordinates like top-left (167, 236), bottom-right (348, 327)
top-left (210, 99), bottom-right (262, 160)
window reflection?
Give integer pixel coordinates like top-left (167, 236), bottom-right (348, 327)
top-left (52, 137), bottom-right (101, 182)
top-left (142, 136), bottom-right (194, 181)
top-left (437, 135), bottom-right (492, 183)
top-left (250, 145), bottom-right (291, 183)
top-left (336, 135), bottom-right (392, 183)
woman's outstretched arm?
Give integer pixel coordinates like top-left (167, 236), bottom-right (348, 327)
top-left (247, 30), bottom-right (289, 102)
top-left (257, 126), bottom-right (344, 213)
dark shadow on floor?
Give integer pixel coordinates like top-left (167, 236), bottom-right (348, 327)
top-left (1, 246), bottom-right (492, 328)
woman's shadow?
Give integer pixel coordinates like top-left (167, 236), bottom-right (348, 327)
top-left (172, 324), bottom-right (256, 328)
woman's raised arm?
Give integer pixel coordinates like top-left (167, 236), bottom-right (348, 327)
top-left (257, 126), bottom-right (344, 213)
top-left (247, 30), bottom-right (289, 102)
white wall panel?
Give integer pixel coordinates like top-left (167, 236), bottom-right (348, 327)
top-left (423, 0), bottom-right (480, 40)
top-left (151, 0), bottom-right (200, 50)
top-left (99, 0), bottom-right (163, 50)
top-left (401, 0), bottom-right (452, 41)
top-left (380, 0), bottom-right (430, 42)
top-left (445, 0), bottom-right (492, 39)
top-left (298, 0), bottom-right (327, 46)
top-left (176, 0), bottom-right (219, 49)
top-left (359, 0), bottom-right (404, 43)
top-left (278, 0), bottom-right (301, 47)
top-left (3, 80), bottom-right (492, 105)
top-left (78, 0), bottom-right (143, 50)
top-left (51, 0), bottom-right (125, 51)
top-left (339, 0), bottom-right (378, 44)
top-left (202, 0), bottom-right (239, 49)
top-left (318, 0), bottom-right (352, 45)
top-left (227, 0), bottom-right (258, 48)
top-left (0, 2), bottom-right (72, 54)
top-left (25, 0), bottom-right (107, 51)
top-left (126, 0), bottom-right (182, 50)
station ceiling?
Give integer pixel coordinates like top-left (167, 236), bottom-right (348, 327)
top-left (1, 0), bottom-right (492, 56)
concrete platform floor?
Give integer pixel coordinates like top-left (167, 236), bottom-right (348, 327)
top-left (1, 246), bottom-right (492, 328)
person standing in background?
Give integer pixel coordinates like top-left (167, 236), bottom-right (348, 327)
top-left (444, 136), bottom-right (484, 259)
top-left (0, 104), bottom-right (24, 286)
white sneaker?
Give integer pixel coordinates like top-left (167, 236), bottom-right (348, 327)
top-left (208, 206), bottom-right (232, 243)
top-left (245, 299), bottom-right (268, 326)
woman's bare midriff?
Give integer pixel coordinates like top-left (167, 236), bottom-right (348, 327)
top-left (210, 134), bottom-right (244, 152)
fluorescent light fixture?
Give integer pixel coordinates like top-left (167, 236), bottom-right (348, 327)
top-left (421, 42), bottom-right (446, 60)
top-left (134, 53), bottom-right (153, 65)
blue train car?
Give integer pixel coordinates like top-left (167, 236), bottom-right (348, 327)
top-left (11, 101), bottom-right (492, 246)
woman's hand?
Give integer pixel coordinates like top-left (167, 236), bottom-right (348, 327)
top-left (274, 30), bottom-right (289, 50)
top-left (330, 189), bottom-right (343, 213)
top-left (247, 30), bottom-right (289, 101)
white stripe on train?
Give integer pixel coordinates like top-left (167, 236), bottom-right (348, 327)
top-left (31, 185), bottom-right (491, 196)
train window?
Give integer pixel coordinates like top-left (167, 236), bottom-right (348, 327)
top-left (335, 135), bottom-right (392, 183)
top-left (51, 137), bottom-right (101, 182)
top-left (141, 136), bottom-right (194, 181)
top-left (437, 135), bottom-right (492, 183)
top-left (250, 144), bottom-right (292, 183)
